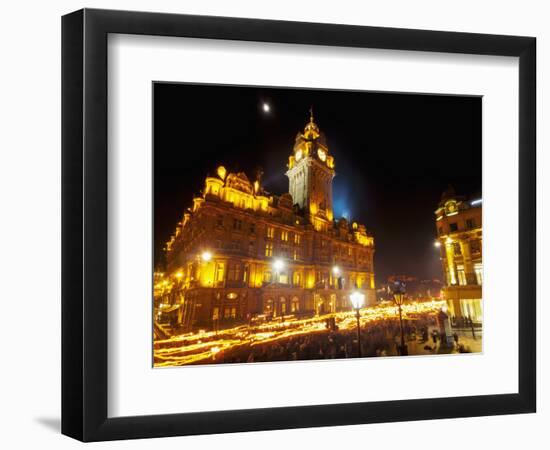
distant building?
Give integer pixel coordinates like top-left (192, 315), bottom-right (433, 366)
top-left (378, 275), bottom-right (442, 301)
top-left (435, 188), bottom-right (482, 323)
top-left (157, 112), bottom-right (376, 331)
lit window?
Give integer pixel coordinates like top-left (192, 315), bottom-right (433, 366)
top-left (474, 263), bottom-right (483, 285)
top-left (266, 227), bottom-right (275, 239)
top-left (453, 243), bottom-right (462, 256)
top-left (470, 239), bottom-right (481, 254)
top-left (294, 234), bottom-right (301, 244)
top-left (293, 249), bottom-right (298, 261)
top-left (317, 270), bottom-right (326, 284)
top-left (215, 263), bottom-right (225, 284)
top-left (265, 243), bottom-right (273, 257)
top-left (281, 230), bottom-right (289, 241)
top-left (227, 263), bottom-right (241, 281)
top-left (263, 271), bottom-right (272, 283)
top-left (457, 265), bottom-right (467, 286)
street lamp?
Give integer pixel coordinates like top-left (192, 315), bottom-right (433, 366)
top-left (350, 291), bottom-right (365, 357)
top-left (392, 281), bottom-right (408, 356)
top-left (434, 240), bottom-right (441, 248)
top-left (201, 251), bottom-right (213, 262)
top-left (194, 251), bottom-right (213, 288)
top-left (332, 265), bottom-right (341, 290)
top-left (272, 258), bottom-right (285, 285)
top-left (273, 259), bottom-right (284, 272)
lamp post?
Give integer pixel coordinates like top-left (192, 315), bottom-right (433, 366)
top-left (392, 281), bottom-right (408, 356)
top-left (332, 265), bottom-right (340, 285)
top-left (273, 258), bottom-right (284, 283)
top-left (272, 259), bottom-right (285, 319)
top-left (193, 250), bottom-right (214, 292)
top-left (350, 291), bottom-right (365, 357)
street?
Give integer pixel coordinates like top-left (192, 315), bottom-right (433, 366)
top-left (154, 300), bottom-right (482, 366)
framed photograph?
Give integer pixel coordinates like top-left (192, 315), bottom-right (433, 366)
top-left (62, 8), bottom-right (536, 442)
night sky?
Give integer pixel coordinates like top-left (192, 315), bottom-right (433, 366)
top-left (154, 83), bottom-right (481, 283)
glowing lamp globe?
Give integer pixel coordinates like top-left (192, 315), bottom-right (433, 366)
top-left (273, 259), bottom-right (285, 272)
top-left (350, 291), bottom-right (365, 310)
top-left (216, 165), bottom-right (227, 180)
top-left (201, 251), bottom-right (213, 262)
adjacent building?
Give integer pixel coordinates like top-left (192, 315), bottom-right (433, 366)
top-left (156, 112), bottom-right (376, 331)
top-left (435, 188), bottom-right (482, 323)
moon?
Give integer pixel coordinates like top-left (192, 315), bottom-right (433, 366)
top-left (262, 102), bottom-right (271, 113)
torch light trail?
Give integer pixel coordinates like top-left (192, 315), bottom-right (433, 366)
top-left (154, 300), bottom-right (446, 367)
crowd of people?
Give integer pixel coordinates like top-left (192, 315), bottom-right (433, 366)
top-left (207, 314), bottom-right (468, 365)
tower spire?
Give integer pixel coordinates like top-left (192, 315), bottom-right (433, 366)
top-left (303, 106), bottom-right (320, 139)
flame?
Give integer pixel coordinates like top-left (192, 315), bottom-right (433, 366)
top-left (153, 300), bottom-right (446, 367)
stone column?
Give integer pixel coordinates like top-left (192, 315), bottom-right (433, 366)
top-left (459, 240), bottom-right (476, 285)
top-left (445, 241), bottom-right (457, 285)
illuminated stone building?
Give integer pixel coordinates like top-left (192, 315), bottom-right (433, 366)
top-left (435, 188), bottom-right (482, 323)
top-left (157, 112), bottom-right (376, 331)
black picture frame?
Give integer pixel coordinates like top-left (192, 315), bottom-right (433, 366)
top-left (62, 8), bottom-right (536, 442)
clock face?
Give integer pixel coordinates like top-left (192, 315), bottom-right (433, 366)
top-left (317, 148), bottom-right (327, 162)
top-left (295, 149), bottom-right (303, 161)
top-left (445, 200), bottom-right (457, 214)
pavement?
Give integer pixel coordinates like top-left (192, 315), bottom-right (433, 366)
top-left (387, 327), bottom-right (483, 356)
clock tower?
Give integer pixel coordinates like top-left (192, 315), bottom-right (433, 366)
top-left (286, 109), bottom-right (335, 230)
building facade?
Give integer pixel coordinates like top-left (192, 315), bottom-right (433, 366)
top-left (435, 189), bottom-right (482, 323)
top-left (156, 113), bottom-right (376, 331)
